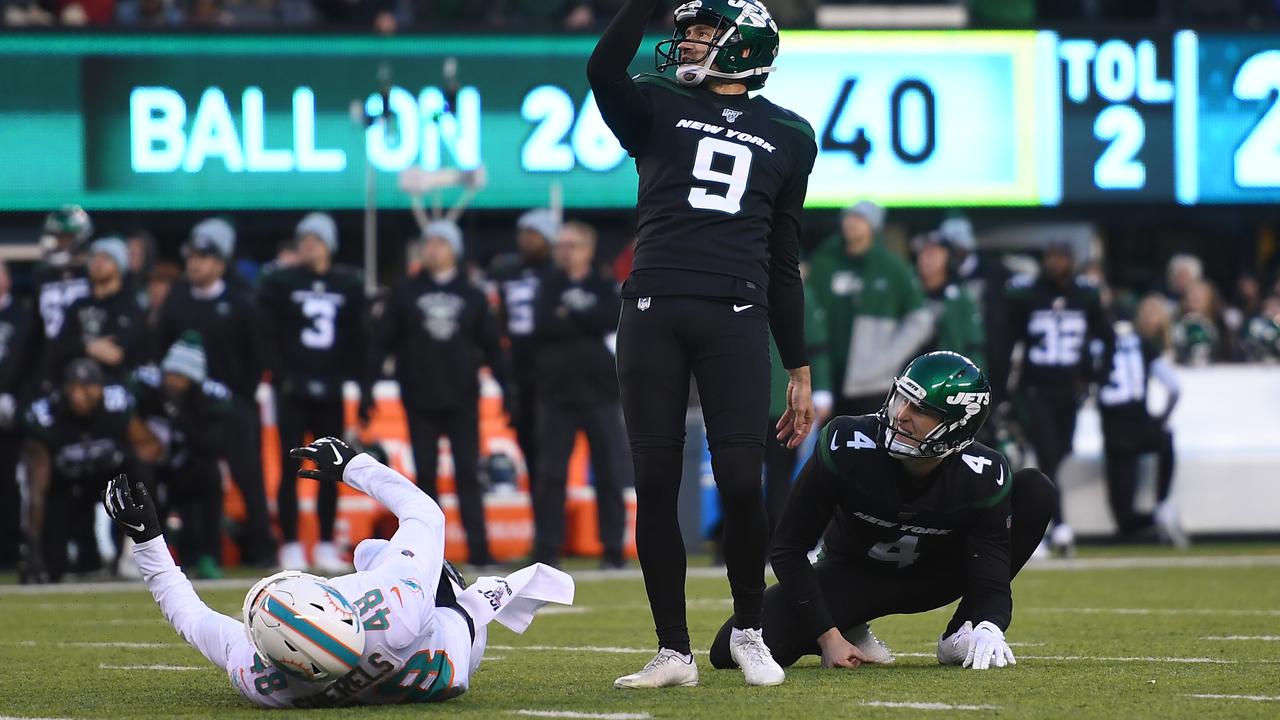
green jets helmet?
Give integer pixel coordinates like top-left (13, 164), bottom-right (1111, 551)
top-left (879, 351), bottom-right (992, 460)
top-left (42, 204), bottom-right (94, 245)
top-left (656, 0), bottom-right (780, 91)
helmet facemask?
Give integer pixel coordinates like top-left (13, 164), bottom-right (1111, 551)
top-left (880, 380), bottom-right (955, 459)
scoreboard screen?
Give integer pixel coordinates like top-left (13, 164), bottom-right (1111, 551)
top-left (0, 30), bottom-right (1275, 210)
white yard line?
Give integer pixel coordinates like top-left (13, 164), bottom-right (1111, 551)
top-left (1026, 607), bottom-right (1280, 617)
top-left (490, 644), bottom-right (654, 655)
top-left (1187, 694), bottom-right (1280, 702)
top-left (1202, 636), bottom-right (1280, 641)
top-left (99, 663), bottom-right (203, 671)
top-left (859, 701), bottom-right (1000, 711)
top-left (509, 707), bottom-right (650, 712)
top-left (0, 640), bottom-right (179, 649)
top-left (895, 652), bottom-right (1238, 664)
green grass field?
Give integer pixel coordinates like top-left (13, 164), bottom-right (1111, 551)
top-left (2, 545), bottom-right (1279, 719)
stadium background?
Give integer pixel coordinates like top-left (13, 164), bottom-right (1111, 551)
top-left (2, 0), bottom-right (1280, 568)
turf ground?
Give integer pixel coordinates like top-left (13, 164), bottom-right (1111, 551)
top-left (2, 545), bottom-right (1279, 719)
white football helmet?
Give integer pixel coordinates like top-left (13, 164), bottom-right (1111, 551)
top-left (241, 570), bottom-right (365, 682)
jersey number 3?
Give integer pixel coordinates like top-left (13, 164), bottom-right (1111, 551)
top-left (687, 137), bottom-right (752, 215)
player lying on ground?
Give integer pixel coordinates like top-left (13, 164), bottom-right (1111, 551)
top-left (103, 436), bottom-right (574, 708)
top-left (710, 352), bottom-right (1055, 671)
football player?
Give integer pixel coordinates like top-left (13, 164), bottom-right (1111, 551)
top-left (32, 205), bottom-right (93, 390)
top-left (589, 0), bottom-right (817, 688)
top-left (1004, 240), bottom-right (1112, 556)
top-left (710, 352), bottom-right (1055, 672)
top-left (103, 436), bottom-right (573, 708)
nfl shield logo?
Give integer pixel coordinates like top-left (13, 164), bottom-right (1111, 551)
top-left (638, 297), bottom-right (651, 311)
top-left (722, 108), bottom-right (743, 123)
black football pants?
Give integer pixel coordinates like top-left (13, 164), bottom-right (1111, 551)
top-left (224, 396), bottom-right (275, 564)
top-left (406, 403), bottom-right (492, 565)
top-left (1016, 384), bottom-right (1079, 525)
top-left (158, 458), bottom-right (223, 565)
top-left (276, 394), bottom-right (344, 543)
top-left (0, 432), bottom-right (21, 567)
top-left (1102, 420), bottom-right (1175, 536)
top-left (532, 400), bottom-right (628, 566)
top-left (710, 468), bottom-right (1057, 668)
top-left (617, 295), bottom-right (771, 655)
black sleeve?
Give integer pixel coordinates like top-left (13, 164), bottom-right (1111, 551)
top-left (1084, 290), bottom-right (1115, 382)
top-left (767, 144), bottom-right (816, 370)
top-left (114, 300), bottom-right (147, 374)
top-left (475, 292), bottom-right (513, 395)
top-left (256, 276), bottom-right (285, 383)
top-left (585, 0), bottom-right (659, 154)
top-left (1002, 284), bottom-right (1028, 387)
top-left (377, 287), bottom-right (403, 361)
top-left (964, 492), bottom-right (1014, 631)
top-left (568, 278), bottom-right (621, 335)
top-left (769, 437), bottom-right (841, 641)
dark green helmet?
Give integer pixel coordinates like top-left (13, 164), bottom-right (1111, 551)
top-left (656, 0), bottom-right (780, 91)
top-left (879, 351), bottom-right (991, 459)
top-left (42, 204), bottom-right (94, 245)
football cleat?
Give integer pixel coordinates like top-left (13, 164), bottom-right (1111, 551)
top-left (1154, 500), bottom-right (1190, 549)
top-left (615, 648), bottom-right (699, 689)
top-left (729, 628), bottom-right (784, 686)
top-left (312, 542), bottom-right (353, 574)
top-left (844, 623), bottom-right (895, 664)
top-left (1050, 523), bottom-right (1076, 558)
top-left (279, 542), bottom-right (307, 571)
top-left (937, 621), bottom-right (974, 666)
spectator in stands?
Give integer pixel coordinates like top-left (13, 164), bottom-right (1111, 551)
top-left (19, 359), bottom-right (161, 583)
top-left (380, 219), bottom-right (507, 568)
top-left (114, 0), bottom-right (181, 24)
top-left (805, 200), bottom-right (931, 416)
top-left (33, 206), bottom-right (93, 391)
top-left (259, 212), bottom-right (369, 573)
top-left (937, 216), bottom-right (1011, 399)
top-left (156, 217), bottom-right (275, 567)
top-left (1164, 253), bottom-right (1203, 312)
top-left (1097, 294), bottom-right (1185, 546)
top-left (1173, 278), bottom-right (1231, 365)
top-left (491, 209), bottom-right (558, 493)
top-left (0, 261), bottom-right (32, 570)
top-left (132, 334), bottom-right (231, 578)
top-left (1242, 293), bottom-right (1280, 362)
top-left (310, 0), bottom-right (396, 32)
top-left (762, 0), bottom-right (818, 27)
top-left (53, 237), bottom-right (146, 384)
top-left (530, 220), bottom-right (628, 569)
top-left (914, 231), bottom-right (986, 370)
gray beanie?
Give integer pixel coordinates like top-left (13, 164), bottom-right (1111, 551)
top-left (161, 332), bottom-right (207, 384)
top-left (516, 208), bottom-right (559, 245)
top-left (189, 217), bottom-right (236, 259)
top-left (841, 200), bottom-right (885, 232)
top-left (938, 217), bottom-right (976, 252)
top-left (89, 237), bottom-right (129, 272)
top-left (296, 212), bottom-right (338, 254)
top-left (423, 219), bottom-right (463, 258)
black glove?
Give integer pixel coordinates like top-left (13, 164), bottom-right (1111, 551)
top-left (103, 473), bottom-right (163, 543)
top-left (289, 436), bottom-right (360, 484)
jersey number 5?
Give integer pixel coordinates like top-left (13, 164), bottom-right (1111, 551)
top-left (688, 137), bottom-right (753, 215)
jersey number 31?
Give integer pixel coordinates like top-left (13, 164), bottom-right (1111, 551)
top-left (688, 137), bottom-right (752, 215)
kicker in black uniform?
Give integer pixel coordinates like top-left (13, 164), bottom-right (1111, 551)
top-left (710, 352), bottom-right (1055, 672)
top-left (589, 0), bottom-right (816, 689)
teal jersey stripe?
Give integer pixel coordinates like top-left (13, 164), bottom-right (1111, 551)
top-left (264, 595), bottom-right (361, 670)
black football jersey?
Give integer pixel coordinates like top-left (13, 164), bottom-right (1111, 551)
top-left (33, 262), bottom-right (90, 340)
top-left (617, 74), bottom-right (817, 308)
top-left (771, 414), bottom-right (1013, 636)
top-left (23, 384), bottom-right (134, 482)
top-left (1006, 274), bottom-right (1111, 388)
top-left (257, 265), bottom-right (367, 400)
top-left (1096, 328), bottom-right (1162, 422)
top-left (131, 364), bottom-right (232, 468)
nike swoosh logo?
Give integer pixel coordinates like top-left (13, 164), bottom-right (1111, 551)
top-left (330, 445), bottom-right (344, 465)
top-left (733, 304), bottom-right (754, 313)
top-left (829, 430), bottom-right (839, 452)
top-left (996, 466), bottom-right (1005, 486)
top-left (124, 521), bottom-right (146, 533)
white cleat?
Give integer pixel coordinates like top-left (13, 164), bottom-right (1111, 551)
top-left (937, 621), bottom-right (974, 666)
top-left (1050, 523), bottom-right (1076, 558)
top-left (729, 627), bottom-right (785, 686)
top-left (614, 648), bottom-right (698, 689)
top-left (312, 542), bottom-right (353, 574)
top-left (1154, 500), bottom-right (1190, 549)
top-left (844, 623), bottom-right (895, 664)
top-left (1032, 539), bottom-right (1051, 561)
top-left (279, 541), bottom-right (307, 571)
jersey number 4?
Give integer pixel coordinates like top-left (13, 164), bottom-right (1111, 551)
top-left (688, 137), bottom-right (753, 215)
top-left (868, 534), bottom-right (920, 568)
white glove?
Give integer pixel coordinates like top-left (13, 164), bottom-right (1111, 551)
top-left (963, 621), bottom-right (1016, 670)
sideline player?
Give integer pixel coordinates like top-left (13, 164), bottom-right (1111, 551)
top-left (710, 352), bottom-right (1055, 671)
top-left (103, 437), bottom-right (573, 708)
top-left (588, 0), bottom-right (817, 688)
